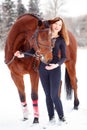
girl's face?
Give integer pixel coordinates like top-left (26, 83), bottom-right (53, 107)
top-left (51, 20), bottom-right (62, 33)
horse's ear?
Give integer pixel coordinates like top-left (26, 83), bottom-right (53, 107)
top-left (38, 20), bottom-right (43, 27)
top-left (38, 20), bottom-right (50, 28)
top-left (43, 21), bottom-right (49, 28)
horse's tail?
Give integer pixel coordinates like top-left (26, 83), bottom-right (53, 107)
top-left (65, 68), bottom-right (73, 99)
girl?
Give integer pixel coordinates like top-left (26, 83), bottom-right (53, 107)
top-left (39, 17), bottom-right (69, 123)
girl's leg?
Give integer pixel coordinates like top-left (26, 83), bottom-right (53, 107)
top-left (39, 63), bottom-right (54, 120)
top-left (50, 67), bottom-right (64, 119)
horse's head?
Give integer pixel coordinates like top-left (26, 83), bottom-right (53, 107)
top-left (36, 26), bottom-right (53, 64)
top-left (27, 20), bottom-right (53, 64)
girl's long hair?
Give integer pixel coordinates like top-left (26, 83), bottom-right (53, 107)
top-left (48, 17), bottom-right (69, 46)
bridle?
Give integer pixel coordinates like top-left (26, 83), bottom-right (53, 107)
top-left (25, 27), bottom-right (52, 56)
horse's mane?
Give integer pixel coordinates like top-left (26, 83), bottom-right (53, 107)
top-left (17, 13), bottom-right (42, 21)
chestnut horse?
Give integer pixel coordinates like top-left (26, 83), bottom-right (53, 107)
top-left (4, 13), bottom-right (53, 123)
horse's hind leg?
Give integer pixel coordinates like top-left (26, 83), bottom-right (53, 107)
top-left (30, 71), bottom-right (39, 123)
top-left (65, 62), bottom-right (79, 109)
top-left (11, 72), bottom-right (29, 120)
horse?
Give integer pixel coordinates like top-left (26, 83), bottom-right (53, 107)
top-left (4, 13), bottom-right (53, 123)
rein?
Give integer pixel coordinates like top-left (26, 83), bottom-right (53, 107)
top-left (5, 55), bottom-right (15, 65)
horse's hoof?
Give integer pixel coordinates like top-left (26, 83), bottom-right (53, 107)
top-left (74, 106), bottom-right (78, 110)
top-left (22, 117), bottom-right (28, 121)
top-left (74, 99), bottom-right (80, 110)
top-left (33, 117), bottom-right (39, 123)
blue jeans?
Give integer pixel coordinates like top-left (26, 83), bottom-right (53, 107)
top-left (39, 62), bottom-right (64, 120)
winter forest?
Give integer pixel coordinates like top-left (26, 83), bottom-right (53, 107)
top-left (0, 0), bottom-right (87, 49)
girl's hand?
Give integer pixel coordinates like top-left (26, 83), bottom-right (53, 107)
top-left (14, 51), bottom-right (24, 58)
top-left (45, 63), bottom-right (59, 70)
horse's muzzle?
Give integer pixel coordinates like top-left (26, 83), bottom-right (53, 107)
top-left (40, 54), bottom-right (52, 64)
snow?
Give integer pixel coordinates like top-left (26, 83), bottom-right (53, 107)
top-left (0, 48), bottom-right (87, 130)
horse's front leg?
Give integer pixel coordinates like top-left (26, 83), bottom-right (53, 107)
top-left (30, 71), bottom-right (39, 123)
top-left (11, 72), bottom-right (29, 120)
top-left (18, 90), bottom-right (29, 121)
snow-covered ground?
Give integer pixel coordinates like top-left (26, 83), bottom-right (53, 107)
top-left (0, 48), bottom-right (87, 130)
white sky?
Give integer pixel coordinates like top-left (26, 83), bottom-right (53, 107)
top-left (0, 0), bottom-right (87, 17)
top-left (63, 0), bottom-right (87, 17)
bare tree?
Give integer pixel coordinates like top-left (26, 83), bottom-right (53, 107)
top-left (39, 0), bottom-right (66, 20)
